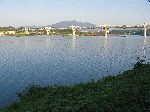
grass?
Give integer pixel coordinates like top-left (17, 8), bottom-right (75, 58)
top-left (1, 61), bottom-right (150, 112)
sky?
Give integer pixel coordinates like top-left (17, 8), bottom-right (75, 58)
top-left (0, 0), bottom-right (150, 27)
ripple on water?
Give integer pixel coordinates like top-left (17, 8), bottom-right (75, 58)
top-left (0, 36), bottom-right (150, 107)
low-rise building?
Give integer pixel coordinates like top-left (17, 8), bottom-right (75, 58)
top-left (5, 31), bottom-right (16, 35)
top-left (0, 32), bottom-right (5, 36)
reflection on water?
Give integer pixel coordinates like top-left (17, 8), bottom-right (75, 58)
top-left (72, 36), bottom-right (76, 49)
top-left (24, 38), bottom-right (29, 45)
top-left (143, 37), bottom-right (148, 59)
top-left (101, 37), bottom-right (108, 58)
top-left (45, 38), bottom-right (51, 48)
top-left (103, 37), bottom-right (108, 49)
top-left (0, 36), bottom-right (150, 107)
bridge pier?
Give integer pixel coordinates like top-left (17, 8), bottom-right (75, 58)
top-left (71, 25), bottom-right (76, 36)
top-left (73, 28), bottom-right (76, 36)
top-left (46, 30), bottom-right (50, 35)
top-left (103, 25), bottom-right (109, 38)
top-left (144, 23), bottom-right (147, 40)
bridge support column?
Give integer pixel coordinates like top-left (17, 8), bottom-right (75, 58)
top-left (46, 30), bottom-right (50, 35)
top-left (144, 23), bottom-right (147, 40)
top-left (73, 28), bottom-right (76, 36)
top-left (71, 25), bottom-right (76, 36)
top-left (104, 25), bottom-right (109, 38)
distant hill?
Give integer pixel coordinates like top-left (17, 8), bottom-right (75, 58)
top-left (20, 25), bottom-right (43, 28)
top-left (20, 21), bottom-right (96, 28)
top-left (49, 21), bottom-right (96, 28)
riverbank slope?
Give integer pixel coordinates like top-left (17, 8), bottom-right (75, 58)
top-left (1, 61), bottom-right (150, 112)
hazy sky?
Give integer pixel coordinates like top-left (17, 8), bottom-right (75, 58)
top-left (0, 0), bottom-right (150, 26)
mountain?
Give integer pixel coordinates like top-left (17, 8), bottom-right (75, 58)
top-left (49, 21), bottom-right (96, 28)
top-left (20, 25), bottom-right (43, 28)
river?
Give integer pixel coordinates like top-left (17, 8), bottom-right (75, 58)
top-left (0, 35), bottom-right (149, 107)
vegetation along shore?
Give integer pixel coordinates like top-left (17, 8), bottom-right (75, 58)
top-left (0, 62), bottom-right (150, 112)
top-left (1, 61), bottom-right (150, 112)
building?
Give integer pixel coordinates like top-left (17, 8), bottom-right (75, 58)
top-left (44, 27), bottom-right (52, 30)
top-left (0, 32), bottom-right (5, 36)
top-left (5, 31), bottom-right (16, 35)
top-left (25, 28), bottom-right (29, 34)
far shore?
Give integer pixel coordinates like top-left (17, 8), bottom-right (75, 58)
top-left (0, 34), bottom-right (146, 37)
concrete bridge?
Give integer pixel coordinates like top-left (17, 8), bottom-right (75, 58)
top-left (70, 23), bottom-right (149, 39)
top-left (101, 23), bottom-right (149, 39)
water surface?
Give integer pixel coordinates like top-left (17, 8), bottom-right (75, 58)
top-left (0, 36), bottom-right (150, 107)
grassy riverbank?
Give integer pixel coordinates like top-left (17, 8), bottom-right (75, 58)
top-left (1, 61), bottom-right (150, 112)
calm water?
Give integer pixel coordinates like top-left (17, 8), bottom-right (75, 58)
top-left (0, 35), bottom-right (150, 107)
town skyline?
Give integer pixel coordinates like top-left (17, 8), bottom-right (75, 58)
top-left (0, 20), bottom-right (149, 28)
top-left (0, 0), bottom-right (150, 27)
